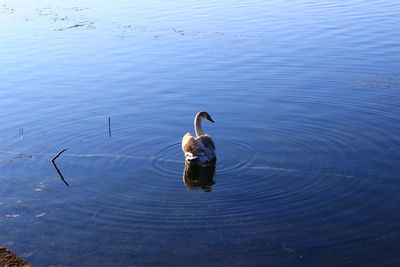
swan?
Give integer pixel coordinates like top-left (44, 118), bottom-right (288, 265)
top-left (182, 111), bottom-right (216, 165)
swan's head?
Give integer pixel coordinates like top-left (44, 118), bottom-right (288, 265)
top-left (197, 111), bottom-right (215, 123)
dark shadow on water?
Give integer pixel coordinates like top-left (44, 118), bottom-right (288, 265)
top-left (183, 158), bottom-right (216, 192)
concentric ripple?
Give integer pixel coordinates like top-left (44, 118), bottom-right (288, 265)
top-left (215, 141), bottom-right (257, 175)
top-left (150, 142), bottom-right (184, 176)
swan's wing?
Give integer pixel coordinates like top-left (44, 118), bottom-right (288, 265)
top-left (182, 133), bottom-right (195, 151)
top-left (197, 135), bottom-right (215, 150)
top-left (182, 133), bottom-right (205, 153)
top-left (183, 134), bottom-right (216, 164)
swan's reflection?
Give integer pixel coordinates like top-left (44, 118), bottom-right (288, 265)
top-left (183, 158), bottom-right (216, 192)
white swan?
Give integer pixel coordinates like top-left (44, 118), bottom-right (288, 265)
top-left (182, 111), bottom-right (216, 165)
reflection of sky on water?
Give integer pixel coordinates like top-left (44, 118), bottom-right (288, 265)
top-left (1, 0), bottom-right (400, 265)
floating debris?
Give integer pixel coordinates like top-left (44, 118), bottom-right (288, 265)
top-left (54, 21), bottom-right (95, 31)
top-left (0, 5), bottom-right (15, 14)
top-left (54, 23), bottom-right (84, 31)
top-left (5, 214), bottom-right (20, 218)
top-left (282, 244), bottom-right (297, 253)
top-left (172, 28), bottom-right (185, 35)
top-left (348, 74), bottom-right (400, 89)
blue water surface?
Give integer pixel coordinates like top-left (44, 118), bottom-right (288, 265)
top-left (1, 0), bottom-right (400, 265)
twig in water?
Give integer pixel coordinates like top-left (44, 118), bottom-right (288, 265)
top-left (51, 148), bottom-right (69, 186)
top-left (108, 117), bottom-right (112, 137)
top-left (52, 161), bottom-right (69, 186)
top-left (51, 148), bottom-right (67, 162)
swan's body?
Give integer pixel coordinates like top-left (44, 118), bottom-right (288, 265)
top-left (182, 111), bottom-right (216, 165)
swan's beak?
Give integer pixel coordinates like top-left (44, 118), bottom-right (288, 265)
top-left (207, 115), bottom-right (215, 123)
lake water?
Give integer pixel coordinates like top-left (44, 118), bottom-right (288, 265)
top-left (1, 0), bottom-right (400, 265)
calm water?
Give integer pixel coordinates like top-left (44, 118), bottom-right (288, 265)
top-left (1, 0), bottom-right (400, 265)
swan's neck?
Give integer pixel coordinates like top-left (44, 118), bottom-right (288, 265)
top-left (194, 114), bottom-right (204, 137)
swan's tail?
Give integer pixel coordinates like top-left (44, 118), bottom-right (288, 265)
top-left (184, 152), bottom-right (212, 166)
top-left (184, 152), bottom-right (198, 161)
